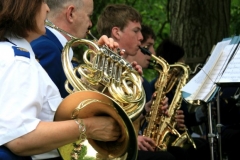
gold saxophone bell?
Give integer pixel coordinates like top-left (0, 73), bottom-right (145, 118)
top-left (46, 20), bottom-right (145, 160)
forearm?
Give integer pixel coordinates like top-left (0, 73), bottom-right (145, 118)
top-left (4, 116), bottom-right (120, 156)
top-left (5, 120), bottom-right (78, 156)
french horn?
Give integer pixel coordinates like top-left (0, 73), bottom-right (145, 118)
top-left (46, 20), bottom-right (145, 160)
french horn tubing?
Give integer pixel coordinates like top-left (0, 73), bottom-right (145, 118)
top-left (46, 20), bottom-right (145, 160)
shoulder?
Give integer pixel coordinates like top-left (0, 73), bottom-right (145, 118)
top-left (31, 35), bottom-right (56, 48)
top-left (31, 35), bottom-right (61, 58)
top-left (0, 42), bottom-right (30, 62)
top-left (31, 28), bottom-right (62, 51)
top-left (12, 46), bottom-right (30, 59)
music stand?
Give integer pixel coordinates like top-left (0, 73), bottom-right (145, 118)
top-left (214, 82), bottom-right (240, 160)
top-left (206, 100), bottom-right (215, 160)
top-left (183, 36), bottom-right (240, 160)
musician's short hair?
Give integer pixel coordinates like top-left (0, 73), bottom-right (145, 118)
top-left (141, 25), bottom-right (156, 43)
top-left (156, 39), bottom-right (185, 64)
top-left (46, 0), bottom-right (83, 17)
top-left (97, 4), bottom-right (142, 37)
top-left (0, 0), bottom-right (44, 40)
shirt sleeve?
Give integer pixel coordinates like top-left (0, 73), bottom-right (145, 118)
top-left (0, 47), bottom-right (41, 145)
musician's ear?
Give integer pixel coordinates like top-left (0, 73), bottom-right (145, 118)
top-left (112, 27), bottom-right (121, 40)
top-left (66, 5), bottom-right (75, 23)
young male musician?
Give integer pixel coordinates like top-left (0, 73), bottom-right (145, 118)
top-left (97, 5), bottom-right (181, 160)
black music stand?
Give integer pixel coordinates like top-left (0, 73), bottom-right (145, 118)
top-left (205, 92), bottom-right (220, 160)
top-left (206, 100), bottom-right (215, 160)
top-left (214, 82), bottom-right (240, 160)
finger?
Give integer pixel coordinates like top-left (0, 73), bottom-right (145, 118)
top-left (142, 142), bottom-right (155, 152)
top-left (164, 110), bottom-right (169, 116)
top-left (136, 66), bottom-right (143, 75)
top-left (116, 48), bottom-right (125, 56)
top-left (175, 119), bottom-right (184, 124)
top-left (108, 38), bottom-right (114, 48)
top-left (175, 114), bottom-right (185, 120)
top-left (176, 110), bottom-right (183, 114)
top-left (161, 105), bottom-right (168, 111)
top-left (97, 35), bottom-right (108, 46)
top-left (178, 124), bottom-right (186, 129)
top-left (131, 61), bottom-right (137, 67)
top-left (165, 97), bottom-right (169, 102)
top-left (113, 42), bottom-right (119, 49)
top-left (119, 49), bottom-right (125, 55)
top-left (164, 110), bottom-right (169, 117)
top-left (139, 145), bottom-right (148, 151)
top-left (146, 138), bottom-right (156, 147)
top-left (151, 92), bottom-right (157, 99)
top-left (161, 97), bottom-right (168, 104)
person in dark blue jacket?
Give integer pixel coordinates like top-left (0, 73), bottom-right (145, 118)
top-left (31, 0), bottom-right (120, 98)
top-left (31, 27), bottom-right (69, 98)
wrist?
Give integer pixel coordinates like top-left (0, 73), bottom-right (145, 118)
top-left (75, 118), bottom-right (87, 142)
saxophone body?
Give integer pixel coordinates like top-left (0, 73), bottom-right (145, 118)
top-left (140, 52), bottom-right (171, 150)
top-left (139, 46), bottom-right (195, 151)
top-left (46, 20), bottom-right (145, 160)
top-left (162, 62), bottom-right (196, 150)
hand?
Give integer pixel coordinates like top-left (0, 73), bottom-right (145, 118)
top-left (137, 136), bottom-right (156, 151)
top-left (144, 100), bottom-right (152, 114)
top-left (84, 116), bottom-right (121, 141)
top-left (160, 96), bottom-right (169, 116)
top-left (145, 94), bottom-right (169, 116)
top-left (131, 61), bottom-right (143, 76)
top-left (175, 110), bottom-right (186, 130)
top-left (97, 35), bottom-right (125, 55)
top-left (97, 35), bottom-right (117, 48)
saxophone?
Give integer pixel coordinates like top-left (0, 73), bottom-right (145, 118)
top-left (139, 47), bottom-right (196, 151)
top-left (164, 63), bottom-right (196, 150)
top-left (138, 46), bottom-right (170, 150)
top-left (46, 20), bottom-right (145, 160)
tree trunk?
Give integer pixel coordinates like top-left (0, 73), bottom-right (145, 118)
top-left (169, 0), bottom-right (231, 69)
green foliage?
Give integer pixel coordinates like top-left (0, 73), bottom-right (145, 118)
top-left (230, 0), bottom-right (240, 35)
top-left (77, 145), bottom-right (95, 160)
top-left (143, 68), bottom-right (158, 82)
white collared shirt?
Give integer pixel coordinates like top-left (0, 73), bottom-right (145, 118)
top-left (0, 36), bottom-right (62, 159)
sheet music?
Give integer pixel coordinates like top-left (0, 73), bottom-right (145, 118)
top-left (200, 39), bottom-right (240, 100)
top-left (217, 44), bottom-right (240, 83)
top-left (182, 38), bottom-right (232, 102)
